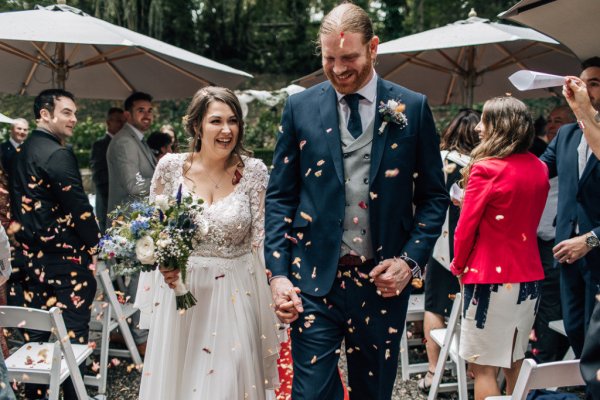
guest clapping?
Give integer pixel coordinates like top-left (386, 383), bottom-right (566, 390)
top-left (450, 97), bottom-right (549, 400)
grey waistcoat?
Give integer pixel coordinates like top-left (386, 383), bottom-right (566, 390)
top-left (340, 117), bottom-right (375, 260)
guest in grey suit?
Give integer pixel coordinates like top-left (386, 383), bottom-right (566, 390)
top-left (90, 107), bottom-right (125, 233)
top-left (107, 93), bottom-right (156, 212)
top-left (106, 92), bottom-right (156, 353)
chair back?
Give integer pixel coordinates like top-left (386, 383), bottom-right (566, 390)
top-left (512, 358), bottom-right (585, 400)
top-left (0, 305), bottom-right (54, 332)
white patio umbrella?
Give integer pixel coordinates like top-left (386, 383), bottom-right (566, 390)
top-left (0, 112), bottom-right (15, 124)
top-left (500, 0), bottom-right (599, 62)
top-left (295, 11), bottom-right (579, 106)
top-left (0, 4), bottom-right (252, 100)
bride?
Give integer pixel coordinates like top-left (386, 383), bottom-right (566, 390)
top-left (135, 87), bottom-right (280, 399)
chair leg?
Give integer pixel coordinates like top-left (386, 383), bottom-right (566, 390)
top-left (48, 342), bottom-right (61, 400)
top-left (456, 358), bottom-right (468, 400)
top-left (400, 326), bottom-right (410, 381)
top-left (99, 270), bottom-right (143, 365)
top-left (427, 332), bottom-right (450, 400)
top-left (98, 302), bottom-right (111, 394)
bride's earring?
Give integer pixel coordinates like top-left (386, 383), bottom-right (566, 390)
top-left (193, 126), bottom-right (202, 152)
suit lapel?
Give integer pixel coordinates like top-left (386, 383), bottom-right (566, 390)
top-left (319, 84), bottom-right (344, 185)
top-left (369, 78), bottom-right (393, 183)
top-left (126, 125), bottom-right (156, 168)
top-left (579, 153), bottom-right (598, 187)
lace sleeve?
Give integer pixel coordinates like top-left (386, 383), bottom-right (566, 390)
top-left (247, 158), bottom-right (269, 249)
top-left (149, 153), bottom-right (184, 202)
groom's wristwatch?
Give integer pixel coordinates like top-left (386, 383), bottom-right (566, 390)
top-left (585, 232), bottom-right (600, 249)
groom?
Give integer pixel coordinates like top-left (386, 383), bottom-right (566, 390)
top-left (265, 3), bottom-right (448, 399)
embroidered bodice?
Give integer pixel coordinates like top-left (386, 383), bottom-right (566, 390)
top-left (149, 153), bottom-right (268, 258)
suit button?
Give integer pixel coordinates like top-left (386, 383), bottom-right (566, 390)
top-left (361, 229), bottom-right (367, 235)
top-left (576, 195), bottom-right (582, 202)
top-left (338, 219), bottom-right (343, 226)
top-left (363, 178), bottom-right (369, 184)
top-left (363, 154), bottom-right (370, 160)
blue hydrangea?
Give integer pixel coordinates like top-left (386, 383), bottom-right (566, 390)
top-left (130, 219), bottom-right (150, 238)
top-left (130, 202), bottom-right (155, 217)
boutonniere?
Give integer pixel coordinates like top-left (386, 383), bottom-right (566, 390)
top-left (378, 99), bottom-right (408, 134)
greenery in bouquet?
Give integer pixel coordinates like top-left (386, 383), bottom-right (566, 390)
top-left (99, 185), bottom-right (205, 309)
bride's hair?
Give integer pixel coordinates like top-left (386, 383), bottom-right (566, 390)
top-left (183, 86), bottom-right (251, 159)
top-left (182, 87), bottom-right (252, 178)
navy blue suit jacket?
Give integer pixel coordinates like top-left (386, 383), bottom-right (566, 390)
top-left (265, 78), bottom-right (449, 296)
top-left (540, 123), bottom-right (600, 273)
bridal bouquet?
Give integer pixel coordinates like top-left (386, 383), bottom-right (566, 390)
top-left (100, 185), bottom-right (205, 310)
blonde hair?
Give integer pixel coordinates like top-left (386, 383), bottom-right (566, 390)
top-left (461, 97), bottom-right (534, 188)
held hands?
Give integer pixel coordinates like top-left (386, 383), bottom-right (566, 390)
top-left (160, 267), bottom-right (180, 289)
top-left (270, 277), bottom-right (304, 324)
top-left (553, 235), bottom-right (590, 264)
top-left (369, 258), bottom-right (412, 298)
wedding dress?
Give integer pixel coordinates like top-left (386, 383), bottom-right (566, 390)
top-left (135, 153), bottom-right (280, 400)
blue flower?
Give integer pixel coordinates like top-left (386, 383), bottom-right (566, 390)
top-left (130, 219), bottom-right (150, 238)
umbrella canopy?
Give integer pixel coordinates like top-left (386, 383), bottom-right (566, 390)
top-left (0, 112), bottom-right (15, 124)
top-left (501, 0), bottom-right (599, 62)
top-left (0, 4), bottom-right (252, 100)
top-left (295, 13), bottom-right (579, 106)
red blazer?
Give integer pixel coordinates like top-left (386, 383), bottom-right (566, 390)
top-left (450, 153), bottom-right (549, 284)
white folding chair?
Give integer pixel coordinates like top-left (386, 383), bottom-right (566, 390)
top-left (0, 306), bottom-right (92, 400)
top-left (85, 299), bottom-right (111, 399)
top-left (427, 292), bottom-right (469, 400)
top-left (89, 263), bottom-right (142, 362)
top-left (400, 293), bottom-right (429, 380)
top-left (486, 358), bottom-right (584, 400)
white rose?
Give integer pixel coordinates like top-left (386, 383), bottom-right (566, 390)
top-left (156, 238), bottom-right (171, 249)
top-left (386, 100), bottom-right (399, 109)
top-left (197, 219), bottom-right (209, 238)
top-left (135, 235), bottom-right (156, 265)
top-left (154, 195), bottom-right (169, 212)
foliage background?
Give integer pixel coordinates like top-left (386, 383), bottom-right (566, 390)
top-left (0, 0), bottom-right (566, 168)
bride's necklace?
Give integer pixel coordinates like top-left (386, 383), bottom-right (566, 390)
top-left (206, 169), bottom-right (228, 189)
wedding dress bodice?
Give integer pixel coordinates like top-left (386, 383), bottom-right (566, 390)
top-left (149, 153), bottom-right (268, 259)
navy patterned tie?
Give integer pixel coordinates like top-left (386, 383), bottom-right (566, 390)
top-left (344, 93), bottom-right (363, 139)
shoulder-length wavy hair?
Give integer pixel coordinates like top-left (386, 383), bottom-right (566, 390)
top-left (182, 86), bottom-right (252, 173)
top-left (460, 97), bottom-right (534, 188)
top-left (440, 108), bottom-right (481, 154)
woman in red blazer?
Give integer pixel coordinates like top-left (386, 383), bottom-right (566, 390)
top-left (450, 97), bottom-right (550, 400)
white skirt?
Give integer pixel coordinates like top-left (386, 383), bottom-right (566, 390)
top-left (459, 281), bottom-right (540, 369)
top-left (136, 252), bottom-right (281, 400)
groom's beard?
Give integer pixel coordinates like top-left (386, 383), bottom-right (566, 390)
top-left (325, 51), bottom-right (373, 95)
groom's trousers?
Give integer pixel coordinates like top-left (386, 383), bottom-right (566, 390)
top-left (290, 258), bottom-right (411, 400)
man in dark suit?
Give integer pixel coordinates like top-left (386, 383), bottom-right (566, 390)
top-left (264, 4), bottom-right (448, 399)
top-left (90, 107), bottom-right (125, 233)
top-left (540, 57), bottom-right (600, 358)
top-left (0, 118), bottom-right (29, 173)
top-left (9, 89), bottom-right (100, 400)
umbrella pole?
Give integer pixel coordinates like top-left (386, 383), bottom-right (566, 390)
top-left (466, 47), bottom-right (475, 108)
top-left (56, 43), bottom-right (66, 90)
